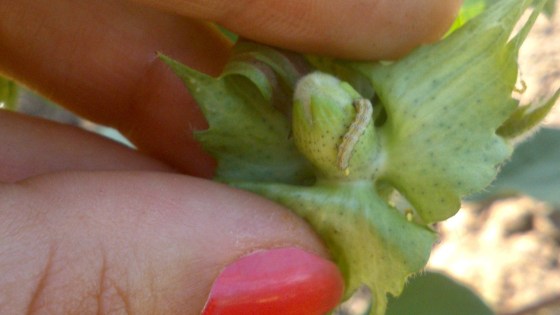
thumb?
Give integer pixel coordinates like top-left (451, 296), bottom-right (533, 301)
top-left (0, 172), bottom-right (343, 315)
top-left (135, 0), bottom-right (462, 60)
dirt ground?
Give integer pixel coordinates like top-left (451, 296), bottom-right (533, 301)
top-left (428, 8), bottom-right (560, 315)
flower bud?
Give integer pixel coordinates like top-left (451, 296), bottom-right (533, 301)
top-left (292, 72), bottom-right (380, 180)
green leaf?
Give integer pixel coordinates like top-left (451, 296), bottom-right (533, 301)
top-left (446, 0), bottom-right (487, 36)
top-left (237, 181), bottom-right (435, 315)
top-left (163, 50), bottom-right (437, 312)
top-left (159, 44), bottom-right (314, 184)
top-left (386, 272), bottom-right (494, 315)
top-left (498, 89), bottom-right (560, 138)
top-left (162, 1), bottom-right (555, 314)
top-left (0, 76), bottom-right (19, 111)
top-left (542, 0), bottom-right (558, 17)
top-left (349, 0), bottom-right (549, 223)
top-left (449, 0), bottom-right (557, 24)
top-left (216, 24), bottom-right (238, 42)
top-left (475, 127), bottom-right (560, 204)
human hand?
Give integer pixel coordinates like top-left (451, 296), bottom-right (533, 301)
top-left (0, 0), bottom-right (461, 314)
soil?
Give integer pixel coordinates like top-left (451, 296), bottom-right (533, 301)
top-left (428, 8), bottom-right (560, 315)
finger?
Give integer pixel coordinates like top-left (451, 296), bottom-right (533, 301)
top-left (0, 110), bottom-right (172, 182)
top-left (135, 0), bottom-right (463, 60)
top-left (0, 0), bottom-right (231, 177)
top-left (0, 171), bottom-right (343, 314)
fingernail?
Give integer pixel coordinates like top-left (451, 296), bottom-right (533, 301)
top-left (201, 247), bottom-right (344, 315)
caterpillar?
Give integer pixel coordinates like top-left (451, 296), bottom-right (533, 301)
top-left (337, 98), bottom-right (373, 175)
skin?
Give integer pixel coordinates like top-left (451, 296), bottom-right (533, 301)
top-left (0, 0), bottom-right (462, 314)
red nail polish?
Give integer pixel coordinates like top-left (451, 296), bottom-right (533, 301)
top-left (201, 247), bottom-right (344, 315)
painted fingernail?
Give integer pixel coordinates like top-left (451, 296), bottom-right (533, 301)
top-left (201, 247), bottom-right (344, 315)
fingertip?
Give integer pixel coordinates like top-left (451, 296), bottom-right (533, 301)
top-left (0, 0), bottom-right (228, 177)
top-left (149, 0), bottom-right (462, 60)
top-left (201, 247), bottom-right (344, 315)
top-left (116, 55), bottom-right (218, 177)
top-left (266, 0), bottom-right (463, 60)
top-left (3, 172), bottom-right (335, 314)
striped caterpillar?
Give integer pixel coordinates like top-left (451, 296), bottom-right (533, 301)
top-left (337, 98), bottom-right (373, 175)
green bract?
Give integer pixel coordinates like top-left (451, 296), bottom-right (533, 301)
top-left (345, 0), bottom-right (548, 224)
top-left (0, 76), bottom-right (18, 111)
top-left (161, 0), bottom-right (558, 314)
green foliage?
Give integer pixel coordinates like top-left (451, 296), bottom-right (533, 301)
top-left (163, 48), bottom-right (437, 314)
top-left (498, 90), bottom-right (560, 138)
top-left (447, 0), bottom-right (558, 33)
top-left (386, 272), bottom-right (495, 315)
top-left (346, 0), bottom-right (550, 223)
top-left (216, 24), bottom-right (238, 42)
top-left (162, 0), bottom-right (557, 313)
top-left (446, 0), bottom-right (487, 35)
top-left (0, 76), bottom-right (19, 111)
top-left (476, 127), bottom-right (560, 205)
top-left (237, 181), bottom-right (435, 315)
top-left (159, 45), bottom-right (315, 185)
top-left (543, 0), bottom-right (558, 17)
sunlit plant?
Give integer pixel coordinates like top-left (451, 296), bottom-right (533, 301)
top-left (159, 0), bottom-right (559, 314)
